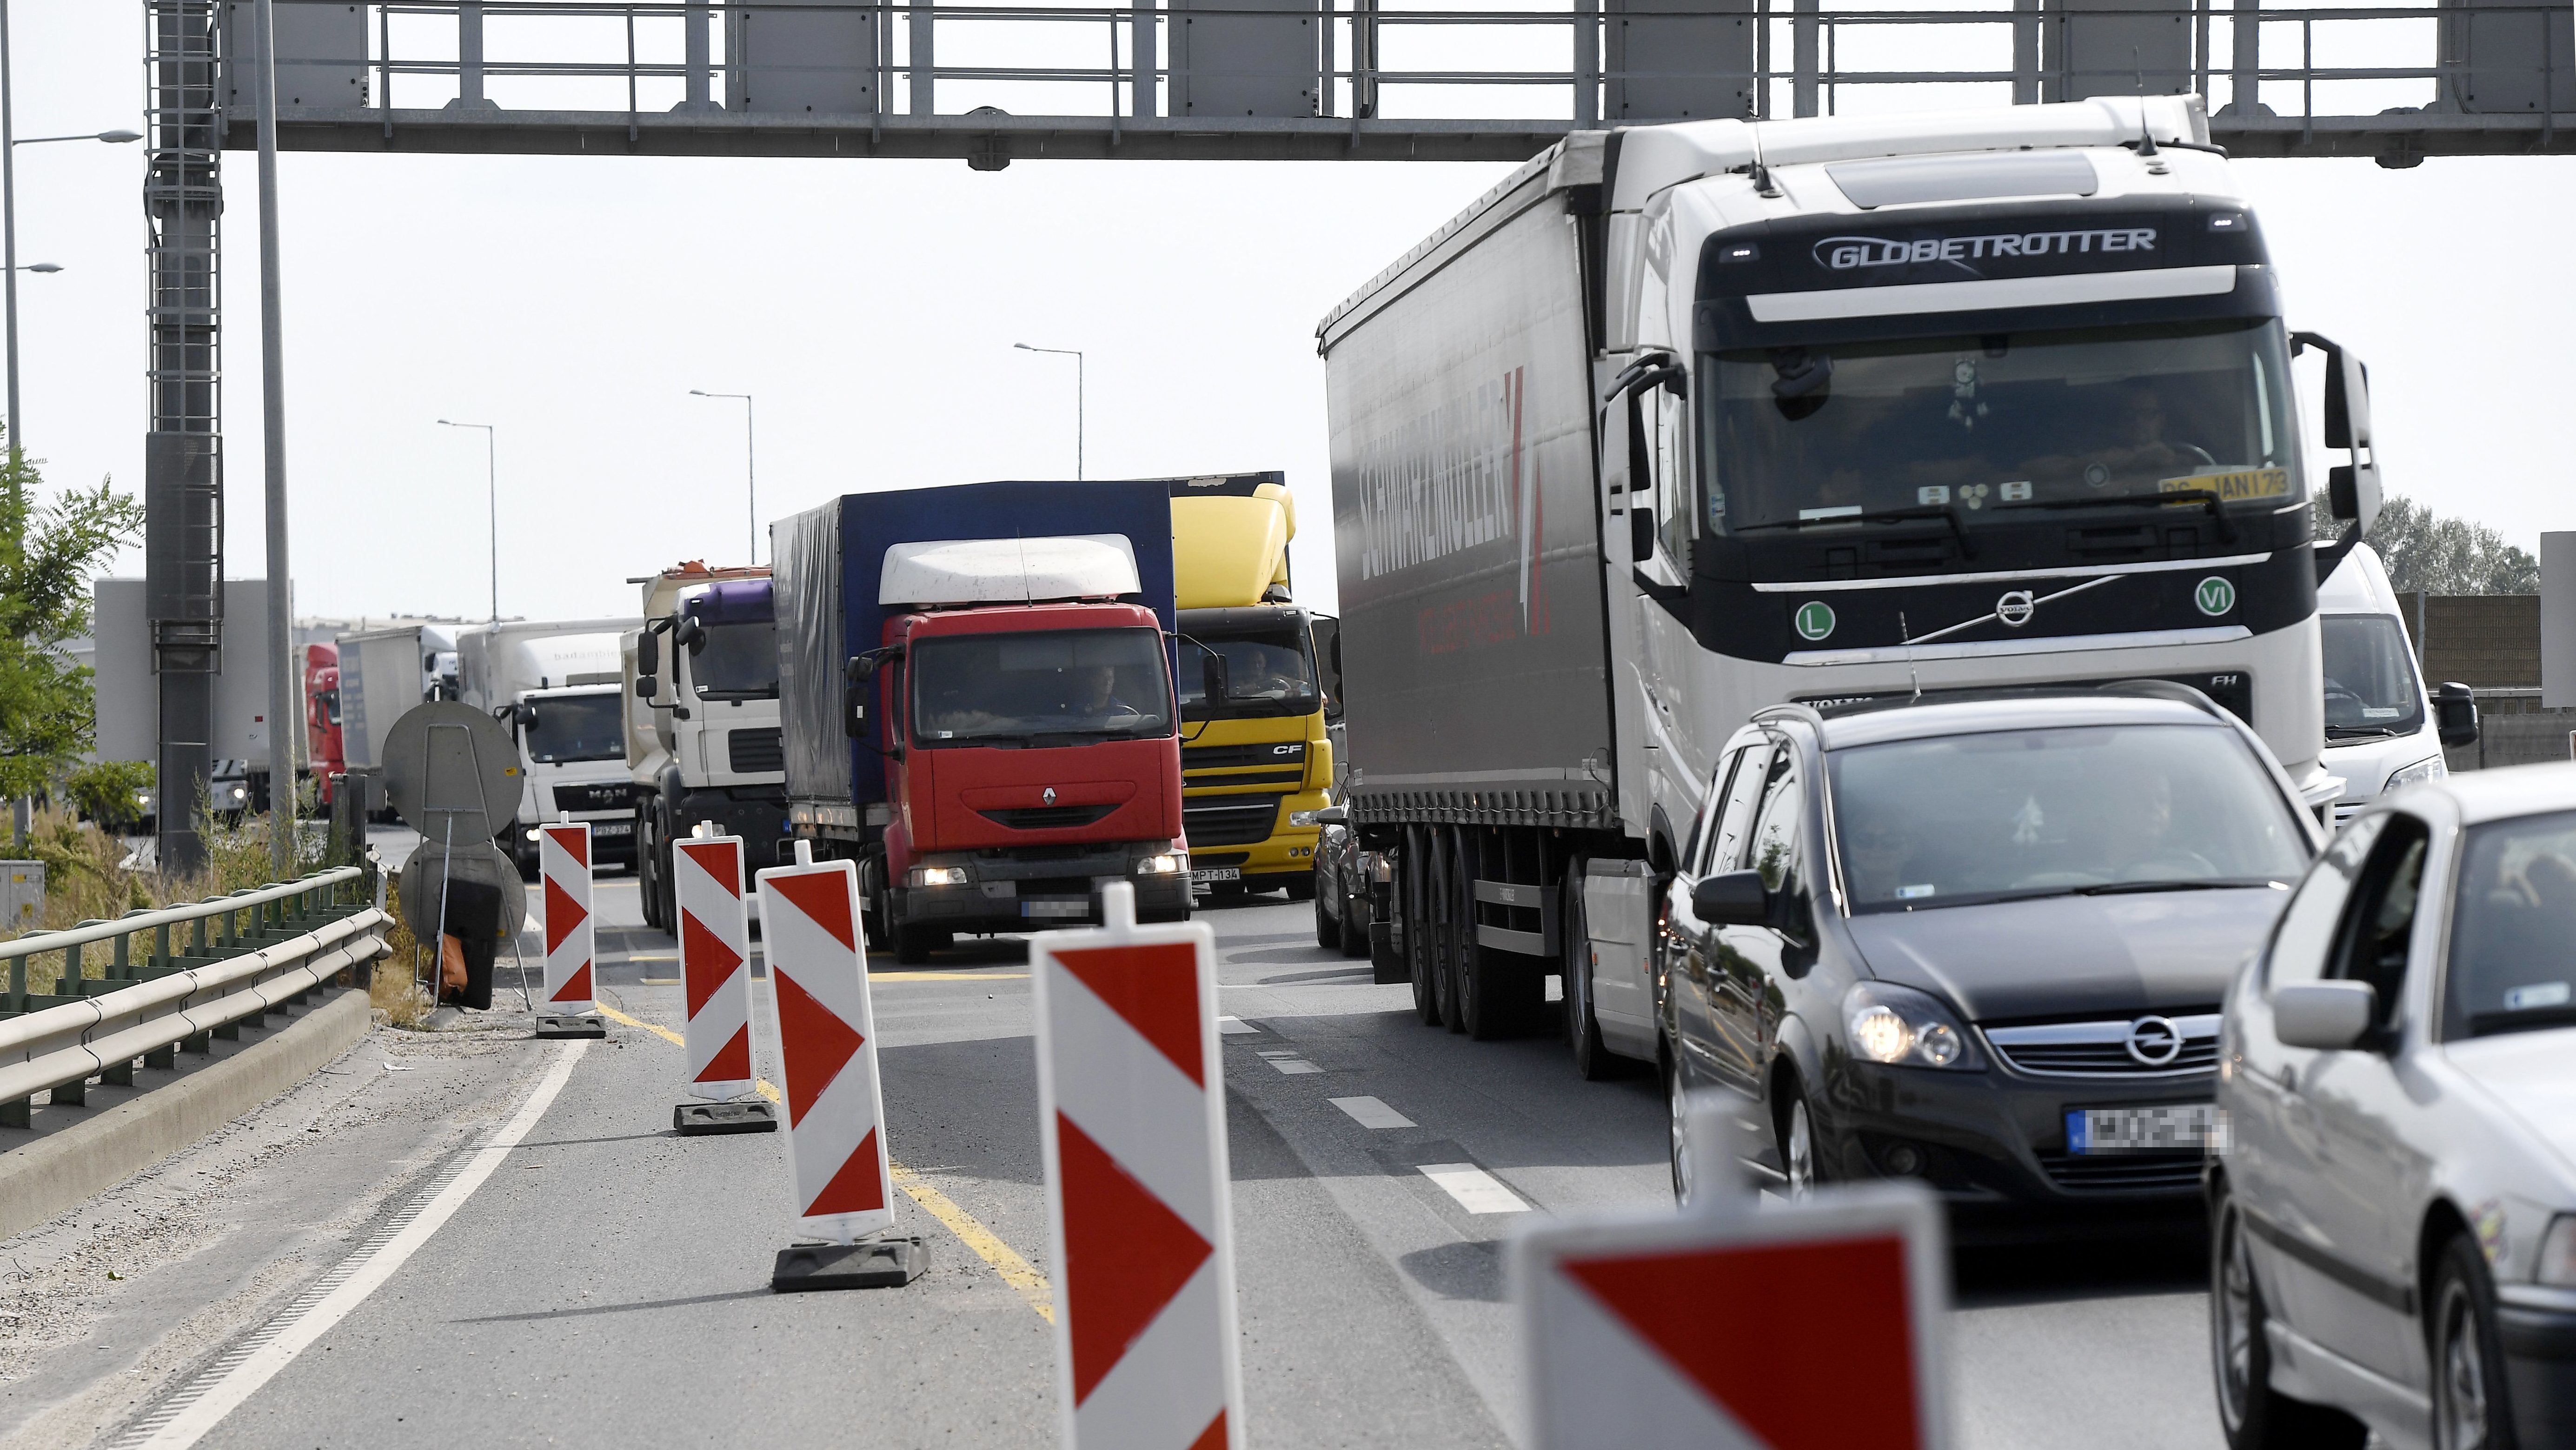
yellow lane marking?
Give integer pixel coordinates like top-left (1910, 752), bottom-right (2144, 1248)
top-left (589, 1000), bottom-right (1055, 1323)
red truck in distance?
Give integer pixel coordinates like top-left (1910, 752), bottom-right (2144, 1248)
top-left (304, 643), bottom-right (343, 805)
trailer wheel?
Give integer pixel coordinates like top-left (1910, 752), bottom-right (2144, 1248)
top-left (1405, 830), bottom-right (1441, 1026)
top-left (1436, 831), bottom-right (1469, 1034)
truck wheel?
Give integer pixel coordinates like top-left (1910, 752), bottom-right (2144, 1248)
top-left (1437, 832), bottom-right (1470, 1034)
top-left (1337, 882), bottom-right (1368, 958)
top-left (515, 843), bottom-right (540, 882)
top-left (1564, 868), bottom-right (1619, 1078)
top-left (1404, 836), bottom-right (1440, 1026)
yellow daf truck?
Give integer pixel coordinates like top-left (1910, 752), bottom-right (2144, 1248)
top-left (1170, 474), bottom-right (1336, 902)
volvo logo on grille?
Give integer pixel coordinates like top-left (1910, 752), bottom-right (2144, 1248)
top-left (1042, 787), bottom-right (1057, 806)
top-left (2126, 1015), bottom-right (2184, 1066)
top-left (1997, 590), bottom-right (2036, 628)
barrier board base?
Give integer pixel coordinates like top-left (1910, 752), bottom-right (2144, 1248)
top-left (674, 1100), bottom-right (778, 1135)
top-left (771, 1236), bottom-right (929, 1292)
top-left (534, 1014), bottom-right (608, 1039)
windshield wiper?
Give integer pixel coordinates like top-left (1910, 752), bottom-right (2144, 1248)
top-left (1740, 504), bottom-right (1976, 559)
top-left (2073, 877), bottom-right (2279, 896)
top-left (2325, 724), bottom-right (2406, 740)
top-left (1995, 487), bottom-right (2237, 544)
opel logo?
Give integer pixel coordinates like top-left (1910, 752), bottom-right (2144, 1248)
top-left (1042, 787), bottom-right (1057, 806)
top-left (2126, 1015), bottom-right (2184, 1067)
top-left (1997, 590), bottom-right (2036, 628)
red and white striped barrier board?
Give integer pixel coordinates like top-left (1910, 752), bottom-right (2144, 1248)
top-left (753, 851), bottom-right (895, 1244)
top-left (1514, 1176), bottom-right (1950, 1450)
top-left (1033, 882), bottom-right (1242, 1450)
top-left (677, 831), bottom-right (754, 1098)
top-left (538, 821), bottom-right (596, 1017)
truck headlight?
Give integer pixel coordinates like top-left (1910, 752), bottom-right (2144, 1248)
top-left (1842, 982), bottom-right (1978, 1070)
top-left (2385, 756), bottom-right (2446, 792)
top-left (1288, 810), bottom-right (1321, 827)
top-left (906, 865), bottom-right (969, 888)
top-left (2541, 1215), bottom-right (2576, 1288)
top-left (1135, 852), bottom-right (1187, 876)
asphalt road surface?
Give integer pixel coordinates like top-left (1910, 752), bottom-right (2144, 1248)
top-left (1, 873), bottom-right (2228, 1448)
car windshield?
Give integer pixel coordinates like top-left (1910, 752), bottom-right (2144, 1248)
top-left (1704, 319), bottom-right (2301, 533)
top-left (2321, 613), bottom-right (2425, 739)
top-left (689, 620), bottom-right (778, 700)
top-left (523, 693), bottom-right (627, 764)
top-left (1827, 723), bottom-right (2310, 912)
top-left (2444, 811), bottom-right (2576, 1038)
top-left (910, 628), bottom-right (1173, 746)
top-left (1178, 627), bottom-right (1320, 718)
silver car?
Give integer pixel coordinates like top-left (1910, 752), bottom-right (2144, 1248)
top-left (2211, 766), bottom-right (2576, 1450)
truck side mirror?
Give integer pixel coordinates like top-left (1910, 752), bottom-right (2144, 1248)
top-left (846, 654), bottom-right (878, 683)
top-left (637, 629), bottom-right (659, 676)
top-left (2296, 331), bottom-right (2383, 536)
top-left (675, 617), bottom-right (707, 653)
top-left (1202, 652), bottom-right (1229, 704)
top-left (512, 703), bottom-right (537, 731)
top-left (634, 674), bottom-right (657, 699)
top-left (2436, 682), bottom-right (2480, 749)
top-left (844, 683), bottom-right (869, 738)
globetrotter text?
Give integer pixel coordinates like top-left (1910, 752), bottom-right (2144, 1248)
top-left (1813, 227), bottom-right (2161, 271)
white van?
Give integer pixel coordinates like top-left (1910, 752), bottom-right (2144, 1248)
top-left (2318, 544), bottom-right (2474, 823)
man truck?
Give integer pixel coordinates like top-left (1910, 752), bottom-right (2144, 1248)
top-left (1168, 473), bottom-right (1337, 902)
top-left (1319, 97), bottom-right (2380, 1069)
top-left (776, 479), bottom-right (1190, 963)
top-left (624, 562), bottom-right (788, 932)
top-left (458, 619), bottom-right (644, 878)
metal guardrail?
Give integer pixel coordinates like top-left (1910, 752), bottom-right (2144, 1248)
top-left (0, 865), bottom-right (391, 1131)
top-left (219, 0), bottom-right (2574, 163)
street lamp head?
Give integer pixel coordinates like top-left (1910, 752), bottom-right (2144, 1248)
top-left (1014, 343), bottom-right (1034, 352)
top-left (437, 418), bottom-right (453, 426)
top-left (690, 389), bottom-right (708, 397)
top-left (98, 130), bottom-right (144, 144)
top-left (26, 264), bottom-right (63, 274)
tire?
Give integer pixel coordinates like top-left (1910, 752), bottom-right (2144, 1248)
top-left (1564, 869), bottom-right (1618, 1079)
top-left (1335, 881), bottom-right (1368, 958)
top-left (515, 844), bottom-right (540, 883)
top-left (2210, 1182), bottom-right (2371, 1450)
top-left (1777, 1089), bottom-right (1817, 1200)
top-left (1284, 874), bottom-right (1316, 903)
top-left (1436, 833), bottom-right (1468, 1033)
top-left (1405, 834), bottom-right (1440, 1026)
top-left (1314, 882), bottom-right (1338, 950)
top-left (2432, 1232), bottom-right (2520, 1450)
top-left (1666, 1046), bottom-right (1695, 1204)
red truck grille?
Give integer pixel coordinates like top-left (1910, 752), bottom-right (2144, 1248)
top-left (980, 804), bottom-right (1119, 831)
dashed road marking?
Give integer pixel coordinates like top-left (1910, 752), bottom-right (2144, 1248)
top-left (591, 999), bottom-right (1056, 1323)
top-left (1217, 1016), bottom-right (1261, 1035)
top-left (1255, 1049), bottom-right (1322, 1075)
top-left (1328, 1096), bottom-right (1415, 1130)
top-left (1418, 1163), bottom-right (1529, 1215)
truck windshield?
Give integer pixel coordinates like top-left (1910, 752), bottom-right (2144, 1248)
top-left (690, 621), bottom-right (778, 700)
top-left (1704, 319), bottom-right (2301, 534)
top-left (1827, 723), bottom-right (2309, 913)
top-left (2321, 614), bottom-right (2425, 739)
top-left (910, 628), bottom-right (1173, 747)
top-left (524, 693), bottom-right (627, 764)
top-left (1178, 628), bottom-right (1319, 719)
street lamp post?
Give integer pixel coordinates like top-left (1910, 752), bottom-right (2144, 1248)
top-left (1013, 343), bottom-right (1084, 480)
top-left (438, 420), bottom-right (499, 623)
top-left (0, 5), bottom-right (143, 456)
top-left (690, 389), bottom-right (757, 564)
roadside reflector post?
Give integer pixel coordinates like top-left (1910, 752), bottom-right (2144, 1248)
top-left (534, 821), bottom-right (607, 1038)
top-left (1033, 880), bottom-right (1244, 1450)
top-left (755, 849), bottom-right (925, 1291)
top-left (671, 830), bottom-right (774, 1136)
top-left (1514, 1109), bottom-right (1952, 1450)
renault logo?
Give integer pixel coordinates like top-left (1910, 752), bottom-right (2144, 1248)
top-left (2126, 1015), bottom-right (2184, 1067)
top-left (1997, 590), bottom-right (2036, 628)
top-left (1042, 787), bottom-right (1057, 806)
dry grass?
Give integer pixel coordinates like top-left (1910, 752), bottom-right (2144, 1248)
top-left (371, 871), bottom-right (432, 1028)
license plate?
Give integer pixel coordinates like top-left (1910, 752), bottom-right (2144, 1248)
top-left (1191, 868), bottom-right (1241, 884)
top-left (2067, 1104), bottom-right (2221, 1155)
top-left (1021, 900), bottom-right (1090, 919)
top-left (592, 820), bottom-right (634, 837)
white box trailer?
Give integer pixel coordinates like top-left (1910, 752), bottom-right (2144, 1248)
top-left (92, 579), bottom-right (292, 814)
top-left (1321, 99), bottom-right (2380, 1063)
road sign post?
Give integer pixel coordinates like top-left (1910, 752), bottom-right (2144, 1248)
top-left (755, 843), bottom-right (923, 1291)
top-left (1032, 881), bottom-right (1243, 1450)
top-left (1514, 1095), bottom-right (1951, 1450)
top-left (535, 819), bottom-right (606, 1038)
top-left (672, 824), bottom-right (774, 1135)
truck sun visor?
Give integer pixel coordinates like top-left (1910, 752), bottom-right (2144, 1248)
top-left (685, 577), bottom-right (775, 626)
top-left (879, 535), bottom-right (1142, 608)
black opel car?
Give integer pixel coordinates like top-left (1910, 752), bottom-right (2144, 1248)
top-left (1658, 685), bottom-right (2324, 1225)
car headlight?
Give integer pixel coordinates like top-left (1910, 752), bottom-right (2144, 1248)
top-left (2541, 1215), bottom-right (2576, 1288)
top-left (1135, 852), bottom-right (1187, 876)
top-left (525, 828), bottom-right (543, 841)
top-left (1842, 982), bottom-right (1978, 1070)
top-left (2385, 756), bottom-right (2446, 792)
top-left (906, 864), bottom-right (969, 888)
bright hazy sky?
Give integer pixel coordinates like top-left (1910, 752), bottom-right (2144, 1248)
top-left (12, 3), bottom-right (2573, 626)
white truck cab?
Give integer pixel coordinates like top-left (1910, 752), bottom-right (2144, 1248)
top-left (459, 620), bottom-right (645, 877)
top-left (2318, 543), bottom-right (2476, 824)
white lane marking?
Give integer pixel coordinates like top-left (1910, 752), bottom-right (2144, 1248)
top-left (1328, 1096), bottom-right (1415, 1130)
top-left (1268, 1059), bottom-right (1322, 1075)
top-left (1217, 1016), bottom-right (1260, 1036)
top-left (125, 1041), bottom-right (592, 1449)
top-left (1418, 1163), bottom-right (1529, 1215)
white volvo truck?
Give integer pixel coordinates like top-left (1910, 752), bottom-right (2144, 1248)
top-left (1318, 97), bottom-right (2382, 1069)
top-left (458, 619), bottom-right (644, 877)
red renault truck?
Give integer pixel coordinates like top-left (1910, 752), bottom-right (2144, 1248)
top-left (303, 643), bottom-right (343, 805)
top-left (775, 480), bottom-right (1191, 963)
